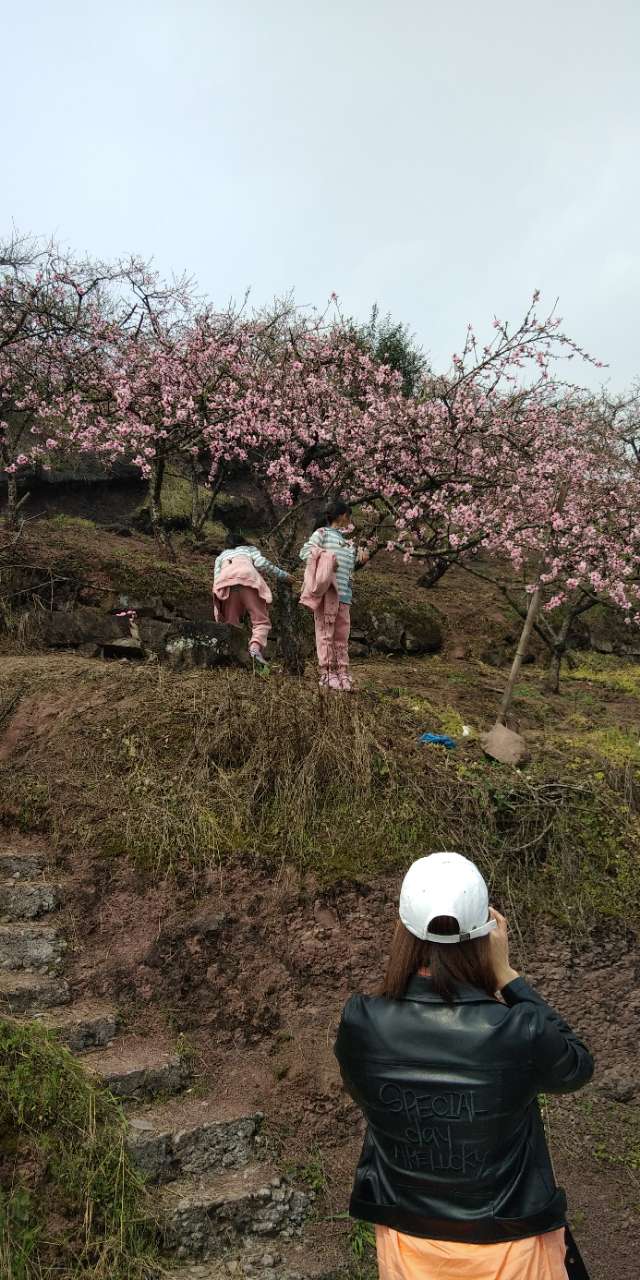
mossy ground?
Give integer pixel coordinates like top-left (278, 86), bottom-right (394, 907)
top-left (0, 1018), bottom-right (156, 1280)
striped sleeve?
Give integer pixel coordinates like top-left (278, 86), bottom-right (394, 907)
top-left (249, 547), bottom-right (289, 580)
top-left (299, 529), bottom-right (323, 563)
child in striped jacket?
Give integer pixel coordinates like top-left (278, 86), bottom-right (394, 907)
top-left (299, 501), bottom-right (365, 691)
top-left (213, 533), bottom-right (291, 666)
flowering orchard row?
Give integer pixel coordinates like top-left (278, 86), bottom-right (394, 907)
top-left (2, 235), bottom-right (639, 665)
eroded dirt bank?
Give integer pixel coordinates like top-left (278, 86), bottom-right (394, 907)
top-left (58, 848), bottom-right (640, 1279)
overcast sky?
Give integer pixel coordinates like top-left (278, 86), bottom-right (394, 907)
top-left (4, 1), bottom-right (639, 389)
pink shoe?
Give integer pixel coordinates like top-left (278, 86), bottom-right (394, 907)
top-left (327, 673), bottom-right (342, 691)
top-left (318, 670), bottom-right (330, 688)
top-left (249, 643), bottom-right (268, 668)
top-left (338, 672), bottom-right (354, 692)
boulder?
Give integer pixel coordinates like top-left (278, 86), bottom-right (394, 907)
top-left (368, 611), bottom-right (405, 653)
top-left (36, 606), bottom-right (248, 670)
top-left (350, 574), bottom-right (443, 656)
top-left (139, 618), bottom-right (250, 670)
top-left (582, 607), bottom-right (640, 658)
top-left (40, 606), bottom-right (130, 649)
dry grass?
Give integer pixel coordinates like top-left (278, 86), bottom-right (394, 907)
top-left (1, 655), bottom-right (639, 933)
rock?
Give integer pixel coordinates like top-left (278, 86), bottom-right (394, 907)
top-left (0, 922), bottom-right (66, 972)
top-left (104, 635), bottom-right (144, 657)
top-left (88, 1041), bottom-right (192, 1101)
top-left (451, 643), bottom-right (468, 661)
top-left (404, 625), bottom-right (441, 655)
top-left (370, 612), bottom-right (405, 652)
top-left (136, 619), bottom-right (173, 653)
top-left (348, 640), bottom-right (369, 658)
top-left (0, 848), bottom-right (47, 879)
top-left (127, 1101), bottom-right (260, 1182)
top-left (350, 575), bottom-right (443, 656)
top-left (162, 621), bottom-right (250, 670)
top-left (159, 1166), bottom-right (312, 1260)
top-left (38, 1002), bottom-right (119, 1051)
top-left (104, 523), bottom-right (133, 537)
top-left (40, 606), bottom-right (130, 650)
top-left (0, 881), bottom-right (60, 921)
top-left (597, 1071), bottom-right (640, 1103)
top-left (582, 606), bottom-right (640, 658)
top-left (186, 912), bottom-right (228, 940)
top-left (212, 493), bottom-right (268, 531)
top-left (37, 604), bottom-right (251, 670)
top-left (480, 723), bottom-right (529, 766)
top-left (0, 970), bottom-right (70, 1013)
top-left (313, 902), bottom-right (339, 930)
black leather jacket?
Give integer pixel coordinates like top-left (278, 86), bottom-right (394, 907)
top-left (335, 974), bottom-right (594, 1244)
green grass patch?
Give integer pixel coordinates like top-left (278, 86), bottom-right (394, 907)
top-left (45, 514), bottom-right (97, 532)
top-left (0, 1018), bottom-right (156, 1280)
top-left (566, 652), bottom-right (640, 697)
top-left (565, 726), bottom-right (640, 769)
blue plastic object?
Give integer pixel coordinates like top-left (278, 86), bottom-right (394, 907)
top-left (419, 732), bottom-right (457, 750)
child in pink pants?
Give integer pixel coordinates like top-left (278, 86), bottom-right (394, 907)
top-left (213, 534), bottom-right (291, 666)
top-left (300, 501), bottom-right (366, 691)
top-left (223, 585), bottom-right (272, 651)
top-left (313, 604), bottom-right (352, 690)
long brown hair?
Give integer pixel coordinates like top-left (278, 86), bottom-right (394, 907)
top-left (380, 916), bottom-right (498, 1004)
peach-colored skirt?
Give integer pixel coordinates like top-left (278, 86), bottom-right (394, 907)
top-left (376, 1224), bottom-right (567, 1279)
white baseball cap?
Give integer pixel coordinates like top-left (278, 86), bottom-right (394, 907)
top-left (399, 852), bottom-right (497, 944)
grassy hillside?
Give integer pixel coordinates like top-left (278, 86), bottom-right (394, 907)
top-left (1, 649), bottom-right (638, 934)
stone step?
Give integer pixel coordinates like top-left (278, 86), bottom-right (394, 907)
top-left (32, 1001), bottom-right (118, 1052)
top-left (158, 1166), bottom-right (312, 1262)
top-left (0, 880), bottom-right (61, 921)
top-left (0, 847), bottom-right (47, 880)
top-left (0, 970), bottom-right (71, 1013)
top-left (0, 922), bottom-right (66, 972)
top-left (127, 1095), bottom-right (262, 1183)
top-left (82, 1034), bottom-right (192, 1101)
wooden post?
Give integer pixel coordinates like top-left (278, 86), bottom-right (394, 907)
top-left (496, 586), bottom-right (541, 725)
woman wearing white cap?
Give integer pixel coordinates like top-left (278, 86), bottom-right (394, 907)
top-left (335, 852), bottom-right (593, 1280)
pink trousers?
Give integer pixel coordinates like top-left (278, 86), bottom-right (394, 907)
top-left (224, 585), bottom-right (271, 649)
top-left (314, 603), bottom-right (351, 674)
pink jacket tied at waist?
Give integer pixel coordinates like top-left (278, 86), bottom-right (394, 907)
top-left (212, 555), bottom-right (272, 623)
top-left (299, 546), bottom-right (339, 619)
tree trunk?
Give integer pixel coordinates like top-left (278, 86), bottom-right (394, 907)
top-left (274, 578), bottom-right (306, 676)
top-left (190, 471), bottom-right (219, 538)
top-left (545, 611), bottom-right (573, 694)
top-left (190, 466), bottom-right (200, 534)
top-left (417, 557), bottom-right (450, 589)
top-left (148, 457), bottom-right (174, 558)
top-left (5, 472), bottom-right (18, 530)
top-left (547, 649), bottom-right (562, 695)
top-left (496, 586), bottom-right (541, 725)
